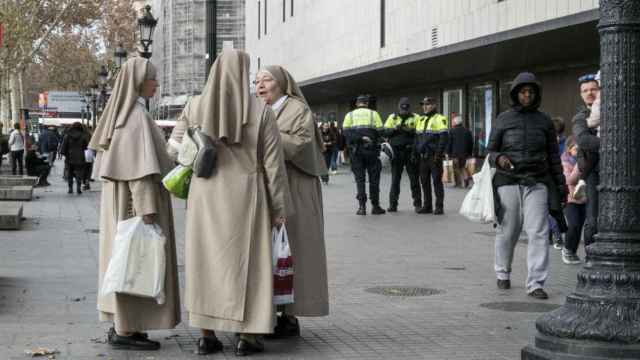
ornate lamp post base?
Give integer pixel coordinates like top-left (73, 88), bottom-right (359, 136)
top-left (522, 0), bottom-right (640, 358)
top-left (523, 334), bottom-right (640, 359)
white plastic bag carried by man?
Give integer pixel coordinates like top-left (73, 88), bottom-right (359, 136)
top-left (459, 156), bottom-right (496, 224)
top-left (100, 216), bottom-right (167, 304)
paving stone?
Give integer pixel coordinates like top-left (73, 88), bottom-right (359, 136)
top-left (0, 202), bottom-right (23, 229)
top-left (0, 165), bottom-right (583, 359)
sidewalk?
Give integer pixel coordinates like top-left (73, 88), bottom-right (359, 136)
top-left (0, 164), bottom-right (582, 359)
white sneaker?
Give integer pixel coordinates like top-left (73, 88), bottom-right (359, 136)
top-left (562, 249), bottom-right (582, 265)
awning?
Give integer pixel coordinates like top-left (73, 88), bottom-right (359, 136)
top-left (39, 118), bottom-right (84, 126)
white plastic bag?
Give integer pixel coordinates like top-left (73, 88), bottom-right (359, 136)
top-left (100, 216), bottom-right (167, 304)
top-left (272, 225), bottom-right (294, 305)
top-left (459, 156), bottom-right (496, 223)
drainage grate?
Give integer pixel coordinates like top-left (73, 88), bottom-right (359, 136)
top-left (443, 266), bottom-right (466, 271)
top-left (84, 229), bottom-right (99, 234)
top-left (480, 301), bottom-right (561, 313)
top-left (365, 286), bottom-right (443, 297)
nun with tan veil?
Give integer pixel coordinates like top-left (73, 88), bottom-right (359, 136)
top-left (89, 57), bottom-right (180, 351)
top-left (168, 50), bottom-right (290, 356)
top-left (255, 65), bottom-right (329, 336)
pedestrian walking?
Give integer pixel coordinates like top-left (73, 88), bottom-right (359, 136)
top-left (320, 122), bottom-right (337, 184)
top-left (168, 51), bottom-right (290, 356)
top-left (0, 123), bottom-right (8, 170)
top-left (329, 121), bottom-right (341, 173)
top-left (25, 144), bottom-right (51, 186)
top-left (383, 97), bottom-right (421, 212)
top-left (38, 126), bottom-right (60, 167)
top-left (487, 72), bottom-right (567, 300)
top-left (342, 95), bottom-right (386, 215)
top-left (572, 73), bottom-right (601, 248)
top-left (8, 122), bottom-right (25, 175)
top-left (90, 57), bottom-right (180, 351)
top-left (256, 65), bottom-right (330, 337)
top-left (561, 136), bottom-right (585, 265)
top-left (415, 97), bottom-right (449, 215)
top-left (60, 122), bottom-right (88, 194)
top-left (447, 115), bottom-right (473, 188)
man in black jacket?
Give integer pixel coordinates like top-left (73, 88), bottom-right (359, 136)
top-left (447, 115), bottom-right (473, 188)
top-left (60, 122), bottom-right (88, 194)
top-left (487, 72), bottom-right (567, 300)
top-left (572, 73), bottom-right (600, 247)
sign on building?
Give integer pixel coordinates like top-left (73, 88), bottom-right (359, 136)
top-left (39, 91), bottom-right (85, 113)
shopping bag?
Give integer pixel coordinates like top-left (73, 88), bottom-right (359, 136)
top-left (272, 225), bottom-right (294, 305)
top-left (162, 165), bottom-right (193, 199)
top-left (459, 156), bottom-right (496, 223)
top-left (442, 159), bottom-right (454, 184)
top-left (100, 216), bottom-right (167, 304)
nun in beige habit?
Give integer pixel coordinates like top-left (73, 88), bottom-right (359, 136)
top-left (89, 57), bottom-right (180, 351)
top-left (255, 65), bottom-right (329, 336)
top-left (168, 50), bottom-right (291, 356)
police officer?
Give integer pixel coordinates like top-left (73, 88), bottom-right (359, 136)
top-left (383, 97), bottom-right (421, 212)
top-left (415, 97), bottom-right (449, 215)
top-left (343, 95), bottom-right (386, 215)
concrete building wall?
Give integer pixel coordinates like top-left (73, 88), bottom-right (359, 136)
top-left (246, 0), bottom-right (598, 82)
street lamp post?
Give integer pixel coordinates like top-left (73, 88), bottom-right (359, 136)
top-left (113, 43), bottom-right (128, 70)
top-left (137, 5), bottom-right (157, 111)
top-left (96, 66), bottom-right (109, 129)
top-left (522, 1), bottom-right (640, 359)
top-left (137, 5), bottom-right (157, 60)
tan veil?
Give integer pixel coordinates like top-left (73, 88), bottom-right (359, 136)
top-left (191, 50), bottom-right (251, 144)
top-left (261, 65), bottom-right (309, 107)
top-left (89, 57), bottom-right (156, 151)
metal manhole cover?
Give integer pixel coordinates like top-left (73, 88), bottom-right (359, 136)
top-left (84, 229), bottom-right (99, 234)
top-left (480, 302), bottom-right (561, 313)
top-left (365, 286), bottom-right (443, 297)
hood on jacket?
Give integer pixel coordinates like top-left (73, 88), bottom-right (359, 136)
top-left (397, 97), bottom-right (411, 116)
top-left (66, 126), bottom-right (85, 140)
top-left (510, 72), bottom-right (542, 112)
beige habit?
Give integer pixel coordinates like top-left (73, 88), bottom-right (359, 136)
top-left (260, 66), bottom-right (329, 317)
top-left (169, 51), bottom-right (290, 334)
top-left (90, 58), bottom-right (180, 333)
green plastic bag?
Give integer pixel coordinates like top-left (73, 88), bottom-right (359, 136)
top-left (162, 165), bottom-right (193, 199)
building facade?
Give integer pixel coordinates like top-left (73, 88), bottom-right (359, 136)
top-left (246, 0), bottom-right (600, 157)
top-left (152, 0), bottom-right (245, 119)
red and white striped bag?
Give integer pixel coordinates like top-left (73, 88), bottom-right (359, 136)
top-left (272, 225), bottom-right (294, 305)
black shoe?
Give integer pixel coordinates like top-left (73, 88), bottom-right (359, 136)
top-left (414, 206), bottom-right (422, 213)
top-left (371, 206), bottom-right (386, 215)
top-left (387, 205), bottom-right (397, 212)
top-left (67, 188), bottom-right (73, 194)
top-left (235, 335), bottom-right (264, 356)
top-left (195, 336), bottom-right (223, 355)
top-left (108, 327), bottom-right (147, 342)
top-left (266, 315), bottom-right (300, 339)
top-left (434, 208), bottom-right (444, 215)
top-left (528, 288), bottom-right (549, 300)
top-left (356, 205), bottom-right (366, 216)
top-left (416, 207), bottom-right (432, 214)
top-left (83, 184), bottom-right (90, 190)
top-left (109, 333), bottom-right (160, 351)
top-left (497, 279), bottom-right (511, 290)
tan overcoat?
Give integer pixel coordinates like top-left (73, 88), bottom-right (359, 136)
top-left (274, 97), bottom-right (329, 316)
top-left (96, 103), bottom-right (181, 333)
top-left (170, 97), bottom-right (290, 333)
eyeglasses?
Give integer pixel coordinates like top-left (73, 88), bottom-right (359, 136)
top-left (578, 74), bottom-right (597, 84)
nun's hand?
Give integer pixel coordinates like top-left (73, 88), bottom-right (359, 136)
top-left (273, 216), bottom-right (286, 228)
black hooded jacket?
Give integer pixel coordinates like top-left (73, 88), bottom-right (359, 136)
top-left (487, 72), bottom-right (565, 193)
top-left (60, 126), bottom-right (88, 166)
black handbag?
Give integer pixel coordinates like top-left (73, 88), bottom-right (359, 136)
top-left (187, 127), bottom-right (217, 178)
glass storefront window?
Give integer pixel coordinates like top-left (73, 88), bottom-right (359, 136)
top-left (469, 84), bottom-right (494, 157)
top-left (443, 89), bottom-right (463, 127)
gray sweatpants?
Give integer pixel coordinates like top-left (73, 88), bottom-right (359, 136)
top-left (495, 184), bottom-right (549, 292)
